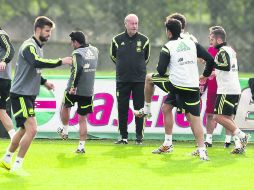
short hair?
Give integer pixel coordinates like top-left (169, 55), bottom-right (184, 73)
top-left (165, 18), bottom-right (182, 38)
top-left (34, 16), bottom-right (55, 31)
top-left (166, 13), bottom-right (186, 29)
top-left (211, 28), bottom-right (226, 41)
top-left (209, 25), bottom-right (223, 33)
top-left (69, 31), bottom-right (86, 45)
top-left (124, 14), bottom-right (138, 24)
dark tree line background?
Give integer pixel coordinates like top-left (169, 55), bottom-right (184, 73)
top-left (1, 0), bottom-right (253, 72)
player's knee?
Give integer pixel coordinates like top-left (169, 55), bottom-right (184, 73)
top-left (26, 125), bottom-right (37, 137)
top-left (213, 115), bottom-right (221, 124)
top-left (30, 128), bottom-right (37, 137)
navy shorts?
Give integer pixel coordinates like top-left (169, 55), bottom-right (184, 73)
top-left (10, 93), bottom-right (36, 128)
top-left (151, 73), bottom-right (171, 93)
top-left (63, 91), bottom-right (93, 116)
top-left (214, 94), bottom-right (240, 116)
top-left (0, 78), bottom-right (11, 109)
top-left (164, 81), bottom-right (200, 116)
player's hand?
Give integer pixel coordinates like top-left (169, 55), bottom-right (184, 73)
top-left (69, 87), bottom-right (77, 95)
top-left (61, 57), bottom-right (73, 65)
top-left (0, 61), bottom-right (6, 72)
top-left (133, 110), bottom-right (143, 118)
top-left (44, 81), bottom-right (55, 91)
top-left (199, 74), bottom-right (207, 83)
top-left (208, 71), bottom-right (216, 80)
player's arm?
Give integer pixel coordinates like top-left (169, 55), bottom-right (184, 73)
top-left (69, 53), bottom-right (83, 89)
top-left (40, 76), bottom-right (54, 90)
top-left (143, 38), bottom-right (150, 64)
top-left (41, 76), bottom-right (47, 85)
top-left (196, 43), bottom-right (215, 77)
top-left (110, 37), bottom-right (118, 64)
top-left (22, 45), bottom-right (62, 68)
top-left (0, 34), bottom-right (15, 63)
top-left (214, 50), bottom-right (230, 71)
top-left (156, 45), bottom-right (170, 76)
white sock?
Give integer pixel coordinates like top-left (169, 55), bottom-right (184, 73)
top-left (78, 141), bottom-right (85, 150)
top-left (122, 139), bottom-right (128, 142)
top-left (8, 129), bottom-right (15, 140)
top-left (13, 157), bottom-right (23, 169)
top-left (233, 135), bottom-right (242, 149)
top-left (63, 125), bottom-right (69, 135)
top-left (163, 134), bottom-right (172, 146)
top-left (198, 147), bottom-right (207, 157)
top-left (205, 134), bottom-right (213, 144)
top-left (233, 128), bottom-right (245, 139)
top-left (225, 135), bottom-right (231, 143)
top-left (144, 102), bottom-right (151, 114)
top-left (3, 150), bottom-right (14, 163)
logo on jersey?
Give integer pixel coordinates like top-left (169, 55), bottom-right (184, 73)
top-left (176, 42), bottom-right (190, 52)
top-left (84, 63), bottom-right (90, 69)
top-left (84, 49), bottom-right (95, 59)
top-left (121, 42), bottom-right (125, 46)
top-left (83, 62), bottom-right (95, 72)
top-left (178, 58), bottom-right (183, 62)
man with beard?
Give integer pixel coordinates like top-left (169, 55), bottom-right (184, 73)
top-left (0, 16), bottom-right (72, 172)
top-left (205, 27), bottom-right (250, 154)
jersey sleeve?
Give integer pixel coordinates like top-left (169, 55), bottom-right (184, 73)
top-left (69, 53), bottom-right (83, 89)
top-left (143, 38), bottom-right (150, 64)
top-left (110, 37), bottom-right (118, 63)
top-left (0, 34), bottom-right (15, 63)
top-left (215, 50), bottom-right (230, 71)
top-left (22, 45), bottom-right (62, 68)
top-left (156, 45), bottom-right (170, 76)
top-left (196, 43), bottom-right (215, 77)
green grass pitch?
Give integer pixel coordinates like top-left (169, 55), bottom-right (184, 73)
top-left (0, 139), bottom-right (254, 190)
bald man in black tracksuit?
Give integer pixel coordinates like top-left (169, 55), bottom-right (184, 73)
top-left (110, 14), bottom-right (150, 144)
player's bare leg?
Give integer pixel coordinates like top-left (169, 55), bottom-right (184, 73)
top-left (134, 73), bottom-right (154, 118)
top-left (76, 115), bottom-right (87, 153)
top-left (152, 103), bottom-right (174, 154)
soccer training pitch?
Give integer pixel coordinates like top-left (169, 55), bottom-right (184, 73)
top-left (0, 139), bottom-right (254, 190)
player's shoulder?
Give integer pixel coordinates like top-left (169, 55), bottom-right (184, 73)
top-left (88, 44), bottom-right (99, 54)
top-left (137, 32), bottom-right (149, 41)
top-left (112, 32), bottom-right (125, 40)
top-left (180, 32), bottom-right (198, 43)
top-left (0, 29), bottom-right (8, 37)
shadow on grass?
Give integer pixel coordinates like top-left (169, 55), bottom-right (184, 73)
top-left (137, 146), bottom-right (247, 177)
top-left (102, 143), bottom-right (145, 159)
top-left (56, 152), bottom-right (87, 169)
top-left (0, 169), bottom-right (28, 190)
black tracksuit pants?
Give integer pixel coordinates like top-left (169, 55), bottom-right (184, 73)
top-left (116, 82), bottom-right (144, 140)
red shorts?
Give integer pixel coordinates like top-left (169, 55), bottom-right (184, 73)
top-left (206, 77), bottom-right (217, 114)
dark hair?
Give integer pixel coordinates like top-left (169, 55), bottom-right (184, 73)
top-left (165, 18), bottom-right (182, 38)
top-left (211, 28), bottom-right (226, 41)
top-left (69, 31), bottom-right (86, 45)
top-left (166, 13), bottom-right (186, 29)
top-left (209, 25), bottom-right (223, 32)
top-left (34, 16), bottom-right (55, 31)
